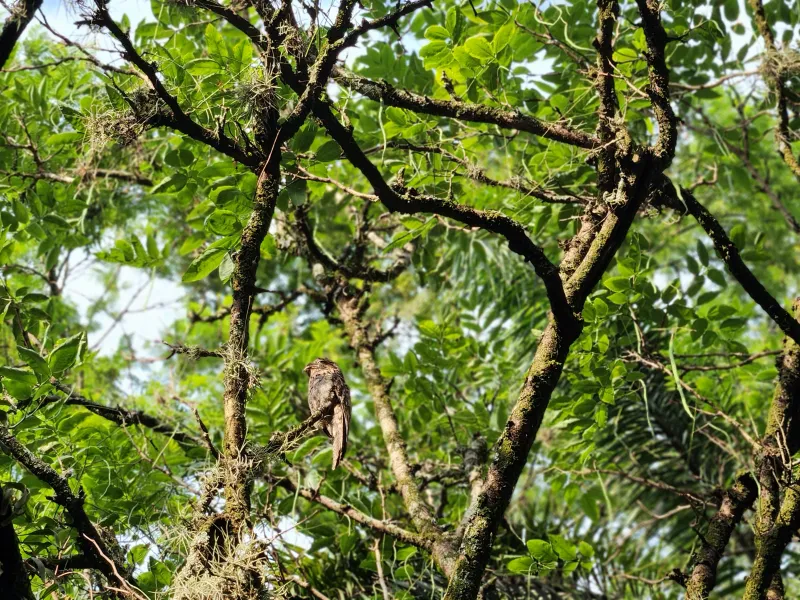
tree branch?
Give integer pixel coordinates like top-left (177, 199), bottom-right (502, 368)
top-left (23, 383), bottom-right (206, 453)
top-left (190, 290), bottom-right (302, 324)
top-left (443, 154), bottom-right (655, 600)
top-left (593, 0), bottom-right (619, 195)
top-left (742, 487), bottom-right (800, 600)
top-left (0, 0), bottom-right (43, 69)
top-left (748, 0), bottom-right (800, 180)
top-left (685, 473), bottom-right (757, 599)
top-left (0, 484), bottom-right (34, 599)
top-left (87, 1), bottom-right (257, 167)
top-left (273, 475), bottom-right (434, 551)
top-left (307, 98), bottom-right (575, 326)
top-left (333, 69), bottom-right (599, 149)
top-left (0, 426), bottom-right (134, 589)
top-left (336, 289), bottom-right (458, 574)
top-left (635, 0), bottom-right (678, 165)
top-left (665, 181), bottom-right (800, 345)
top-left (341, 0), bottom-right (433, 48)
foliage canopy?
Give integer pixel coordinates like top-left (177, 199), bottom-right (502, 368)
top-left (2, 0), bottom-right (800, 599)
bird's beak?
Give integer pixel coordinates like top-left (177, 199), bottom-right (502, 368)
top-left (303, 365), bottom-right (311, 375)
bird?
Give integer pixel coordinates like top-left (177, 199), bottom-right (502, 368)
top-left (304, 358), bottom-right (351, 469)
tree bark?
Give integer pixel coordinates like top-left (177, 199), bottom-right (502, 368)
top-left (0, 0), bottom-right (43, 70)
top-left (444, 158), bottom-right (653, 600)
top-left (337, 291), bottom-right (458, 574)
top-left (0, 486), bottom-right (34, 600)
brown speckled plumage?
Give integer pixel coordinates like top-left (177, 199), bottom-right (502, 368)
top-left (304, 358), bottom-right (351, 469)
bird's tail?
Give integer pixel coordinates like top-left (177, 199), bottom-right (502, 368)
top-left (331, 403), bottom-right (349, 470)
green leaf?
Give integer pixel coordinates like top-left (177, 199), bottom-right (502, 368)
top-left (420, 40), bottom-right (448, 58)
top-left (165, 148), bottom-right (194, 168)
top-left (386, 107), bottom-right (408, 126)
top-left (425, 25), bottom-right (450, 40)
top-left (151, 173), bottom-right (188, 193)
top-left (0, 366), bottom-right (37, 385)
top-left (315, 140), bottom-right (341, 162)
top-left (548, 534), bottom-right (577, 561)
top-left (507, 556), bottom-right (533, 574)
top-left (696, 241), bottom-right (709, 266)
top-left (284, 178), bottom-right (307, 206)
top-left (730, 224), bottom-right (747, 248)
top-left (526, 539), bottom-right (553, 560)
top-left (562, 561), bottom-right (579, 573)
top-left (593, 298), bottom-right (609, 318)
top-left (594, 406), bottom-right (607, 427)
top-left (607, 292), bottom-right (628, 305)
top-left (205, 23), bottom-right (228, 59)
top-left (421, 41), bottom-right (453, 69)
top-left (185, 58), bottom-right (221, 75)
top-left (204, 210), bottom-right (241, 236)
top-left (339, 532), bottom-right (358, 554)
top-left (668, 330), bottom-right (694, 420)
top-left (686, 254), bottom-right (700, 275)
top-left (292, 125), bottom-right (317, 153)
top-left (49, 332), bottom-right (85, 375)
top-left (17, 346), bottom-right (49, 382)
top-left (395, 547), bottom-right (417, 561)
top-left (261, 234), bottom-right (276, 259)
top-left (708, 268), bottom-right (727, 287)
top-left (46, 132), bottom-right (82, 146)
top-left (550, 94), bottom-right (568, 114)
top-left (493, 21), bottom-right (516, 53)
top-left (603, 276), bottom-right (631, 292)
top-left (219, 252), bottom-right (234, 283)
top-left (463, 35), bottom-right (494, 62)
top-left (182, 247), bottom-right (227, 283)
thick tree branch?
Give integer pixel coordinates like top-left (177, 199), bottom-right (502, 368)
top-left (0, 484), bottom-right (34, 599)
top-left (220, 162), bottom-right (281, 526)
top-left (337, 290), bottom-right (458, 574)
top-left (593, 0), bottom-right (619, 195)
top-left (739, 299), bottom-right (800, 599)
top-left (87, 1), bottom-right (257, 167)
top-left (685, 473), bottom-right (757, 599)
top-left (635, 0), bottom-right (678, 166)
top-left (334, 69), bottom-right (599, 149)
top-left (444, 156), bottom-right (655, 600)
top-left (742, 488), bottom-right (800, 600)
top-left (666, 181), bottom-right (800, 345)
top-left (307, 99), bottom-right (575, 326)
top-left (764, 298), bottom-right (800, 456)
top-left (0, 0), bottom-right (43, 69)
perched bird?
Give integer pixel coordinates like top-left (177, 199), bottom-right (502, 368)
top-left (304, 358), bottom-right (351, 469)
